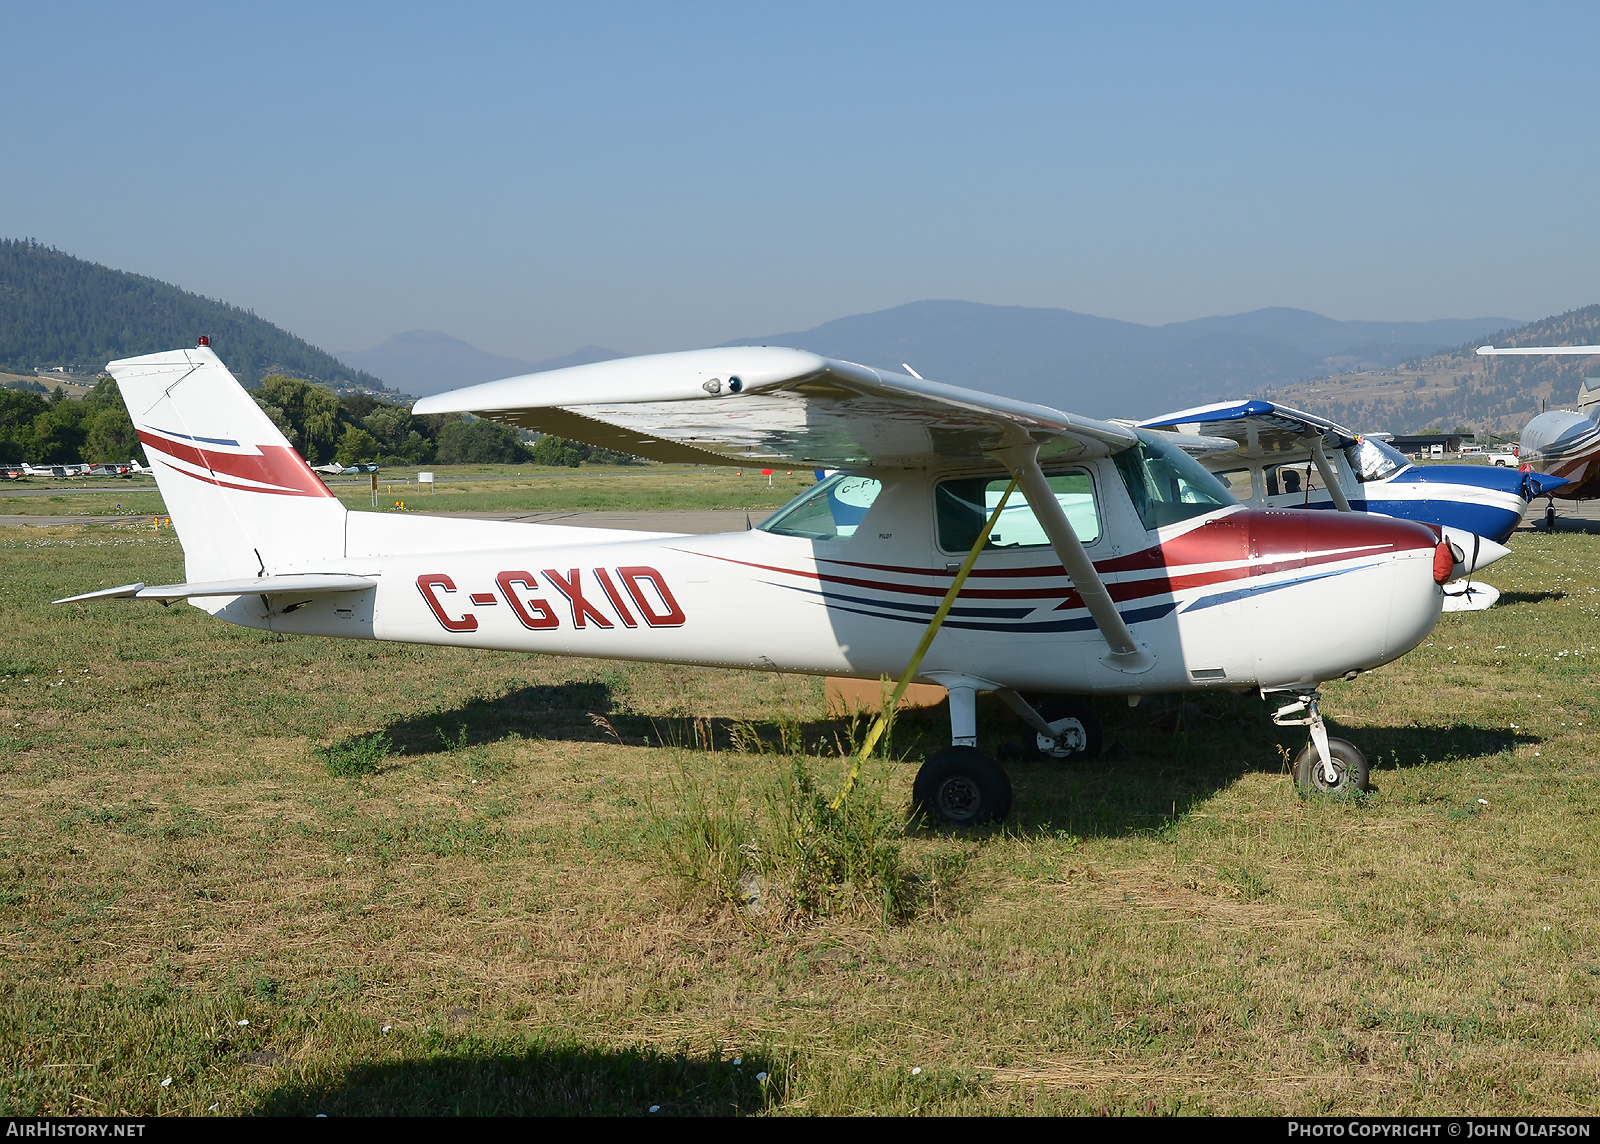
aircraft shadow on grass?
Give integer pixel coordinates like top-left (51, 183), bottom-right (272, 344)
top-left (251, 1042), bottom-right (778, 1116)
top-left (1496, 589), bottom-right (1566, 606)
top-left (348, 686), bottom-right (1535, 840)
top-left (1548, 517), bottom-right (1600, 536)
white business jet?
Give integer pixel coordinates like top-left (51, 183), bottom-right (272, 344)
top-left (1476, 343), bottom-right (1600, 521)
top-left (59, 342), bottom-right (1452, 822)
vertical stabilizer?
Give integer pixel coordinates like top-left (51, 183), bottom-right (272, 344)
top-left (107, 346), bottom-right (346, 583)
top-left (1579, 377), bottom-right (1600, 419)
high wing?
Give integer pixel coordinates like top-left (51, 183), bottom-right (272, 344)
top-left (1137, 399), bottom-right (1358, 459)
top-left (416, 347), bottom-right (1155, 670)
top-left (411, 347), bottom-right (1136, 467)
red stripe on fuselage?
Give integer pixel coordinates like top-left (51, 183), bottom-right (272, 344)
top-left (137, 431), bottom-right (335, 499)
top-left (700, 508), bottom-right (1436, 610)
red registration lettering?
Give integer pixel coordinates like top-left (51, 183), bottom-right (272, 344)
top-left (541, 568), bottom-right (613, 628)
top-left (617, 566), bottom-right (686, 627)
top-left (417, 573), bottom-right (478, 632)
top-left (496, 571), bottom-right (560, 630)
top-left (592, 568), bottom-right (637, 628)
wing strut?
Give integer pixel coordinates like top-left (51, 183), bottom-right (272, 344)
top-left (1305, 434), bottom-right (1352, 512)
top-left (991, 442), bottom-right (1155, 674)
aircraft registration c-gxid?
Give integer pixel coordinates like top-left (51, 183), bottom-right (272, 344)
top-left (59, 341), bottom-right (1456, 825)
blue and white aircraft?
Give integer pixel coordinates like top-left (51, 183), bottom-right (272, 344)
top-left (1138, 399), bottom-right (1570, 609)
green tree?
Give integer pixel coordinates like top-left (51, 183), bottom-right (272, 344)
top-left (334, 426), bottom-right (379, 466)
top-left (80, 377), bottom-right (141, 462)
top-left (259, 375), bottom-right (343, 462)
top-left (84, 408), bottom-right (139, 462)
top-left (435, 419), bottom-right (529, 464)
top-left (0, 389), bottom-right (47, 461)
top-left (529, 434), bottom-right (588, 467)
top-left (30, 397), bottom-right (91, 462)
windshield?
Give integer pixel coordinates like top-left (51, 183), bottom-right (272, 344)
top-left (758, 472), bottom-right (882, 540)
top-left (1112, 429), bottom-right (1236, 530)
top-left (1344, 436), bottom-right (1409, 483)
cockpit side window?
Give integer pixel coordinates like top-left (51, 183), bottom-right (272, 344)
top-left (1112, 430), bottom-right (1237, 531)
top-left (759, 473), bottom-right (883, 540)
top-left (935, 471), bottom-right (1100, 552)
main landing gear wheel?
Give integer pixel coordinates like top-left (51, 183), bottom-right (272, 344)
top-left (1026, 697), bottom-right (1103, 761)
top-left (913, 746), bottom-right (1013, 828)
top-left (1292, 737), bottom-right (1370, 795)
top-left (1547, 503), bottom-right (1557, 530)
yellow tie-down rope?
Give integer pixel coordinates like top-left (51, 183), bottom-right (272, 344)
top-left (830, 477), bottom-right (1019, 810)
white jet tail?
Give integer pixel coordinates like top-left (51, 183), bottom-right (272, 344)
top-left (108, 345), bottom-right (346, 583)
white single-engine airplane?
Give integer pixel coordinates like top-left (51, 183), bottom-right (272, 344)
top-left (1137, 399), bottom-right (1570, 611)
top-left (61, 342), bottom-right (1456, 823)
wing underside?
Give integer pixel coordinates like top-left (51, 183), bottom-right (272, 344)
top-left (412, 347), bottom-right (1136, 467)
top-left (1138, 399), bottom-right (1358, 461)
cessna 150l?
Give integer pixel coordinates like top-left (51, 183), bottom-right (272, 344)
top-left (1137, 399), bottom-right (1569, 610)
top-left (60, 342), bottom-right (1456, 824)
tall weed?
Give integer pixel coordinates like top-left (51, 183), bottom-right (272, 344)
top-left (318, 732), bottom-right (392, 777)
top-left (651, 717), bottom-right (937, 925)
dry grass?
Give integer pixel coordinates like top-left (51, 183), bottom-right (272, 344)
top-left (1, 513), bottom-right (1598, 1115)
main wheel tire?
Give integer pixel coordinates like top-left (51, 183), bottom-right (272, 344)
top-left (1026, 697), bottom-right (1104, 761)
top-left (913, 747), bottom-right (1013, 827)
top-left (1547, 505), bottom-right (1557, 529)
top-left (1292, 737), bottom-right (1370, 795)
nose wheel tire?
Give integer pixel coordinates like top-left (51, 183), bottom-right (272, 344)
top-left (1292, 737), bottom-right (1370, 795)
top-left (1026, 697), bottom-right (1103, 761)
top-left (913, 746), bottom-right (1013, 827)
top-left (1546, 504), bottom-right (1557, 530)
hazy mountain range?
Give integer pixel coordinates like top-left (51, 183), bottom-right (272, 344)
top-left (0, 239), bottom-right (1540, 424)
top-left (344, 302), bottom-right (1520, 417)
top-left (1256, 303), bottom-right (1600, 437)
top-left (720, 302), bottom-right (1521, 419)
top-left (0, 240), bottom-right (390, 392)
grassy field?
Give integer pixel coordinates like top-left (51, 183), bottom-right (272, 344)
top-left (1, 505), bottom-right (1598, 1115)
top-left (0, 465), bottom-right (814, 518)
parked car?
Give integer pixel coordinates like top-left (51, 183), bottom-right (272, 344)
top-left (1487, 450), bottom-right (1520, 467)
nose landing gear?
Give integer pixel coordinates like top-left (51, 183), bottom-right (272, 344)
top-left (1273, 690), bottom-right (1370, 795)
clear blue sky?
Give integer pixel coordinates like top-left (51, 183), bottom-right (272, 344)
top-left (5, 1), bottom-right (1598, 361)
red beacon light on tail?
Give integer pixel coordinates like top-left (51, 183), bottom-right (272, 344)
top-left (197, 336), bottom-right (210, 347)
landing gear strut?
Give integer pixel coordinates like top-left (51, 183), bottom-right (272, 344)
top-left (911, 680), bottom-right (1107, 826)
top-left (1273, 690), bottom-right (1370, 795)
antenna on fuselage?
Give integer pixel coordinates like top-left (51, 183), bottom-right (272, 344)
top-left (901, 363), bottom-right (924, 380)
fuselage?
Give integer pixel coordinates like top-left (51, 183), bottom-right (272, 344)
top-left (203, 460), bottom-right (1445, 696)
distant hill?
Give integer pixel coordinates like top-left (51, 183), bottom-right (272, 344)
top-left (1256, 305), bottom-right (1600, 437)
top-left (338, 331), bottom-right (623, 397)
top-left (0, 239), bottom-right (390, 393)
top-left (723, 301), bottom-right (1521, 419)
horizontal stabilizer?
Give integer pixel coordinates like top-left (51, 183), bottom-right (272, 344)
top-left (55, 574), bottom-right (378, 604)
